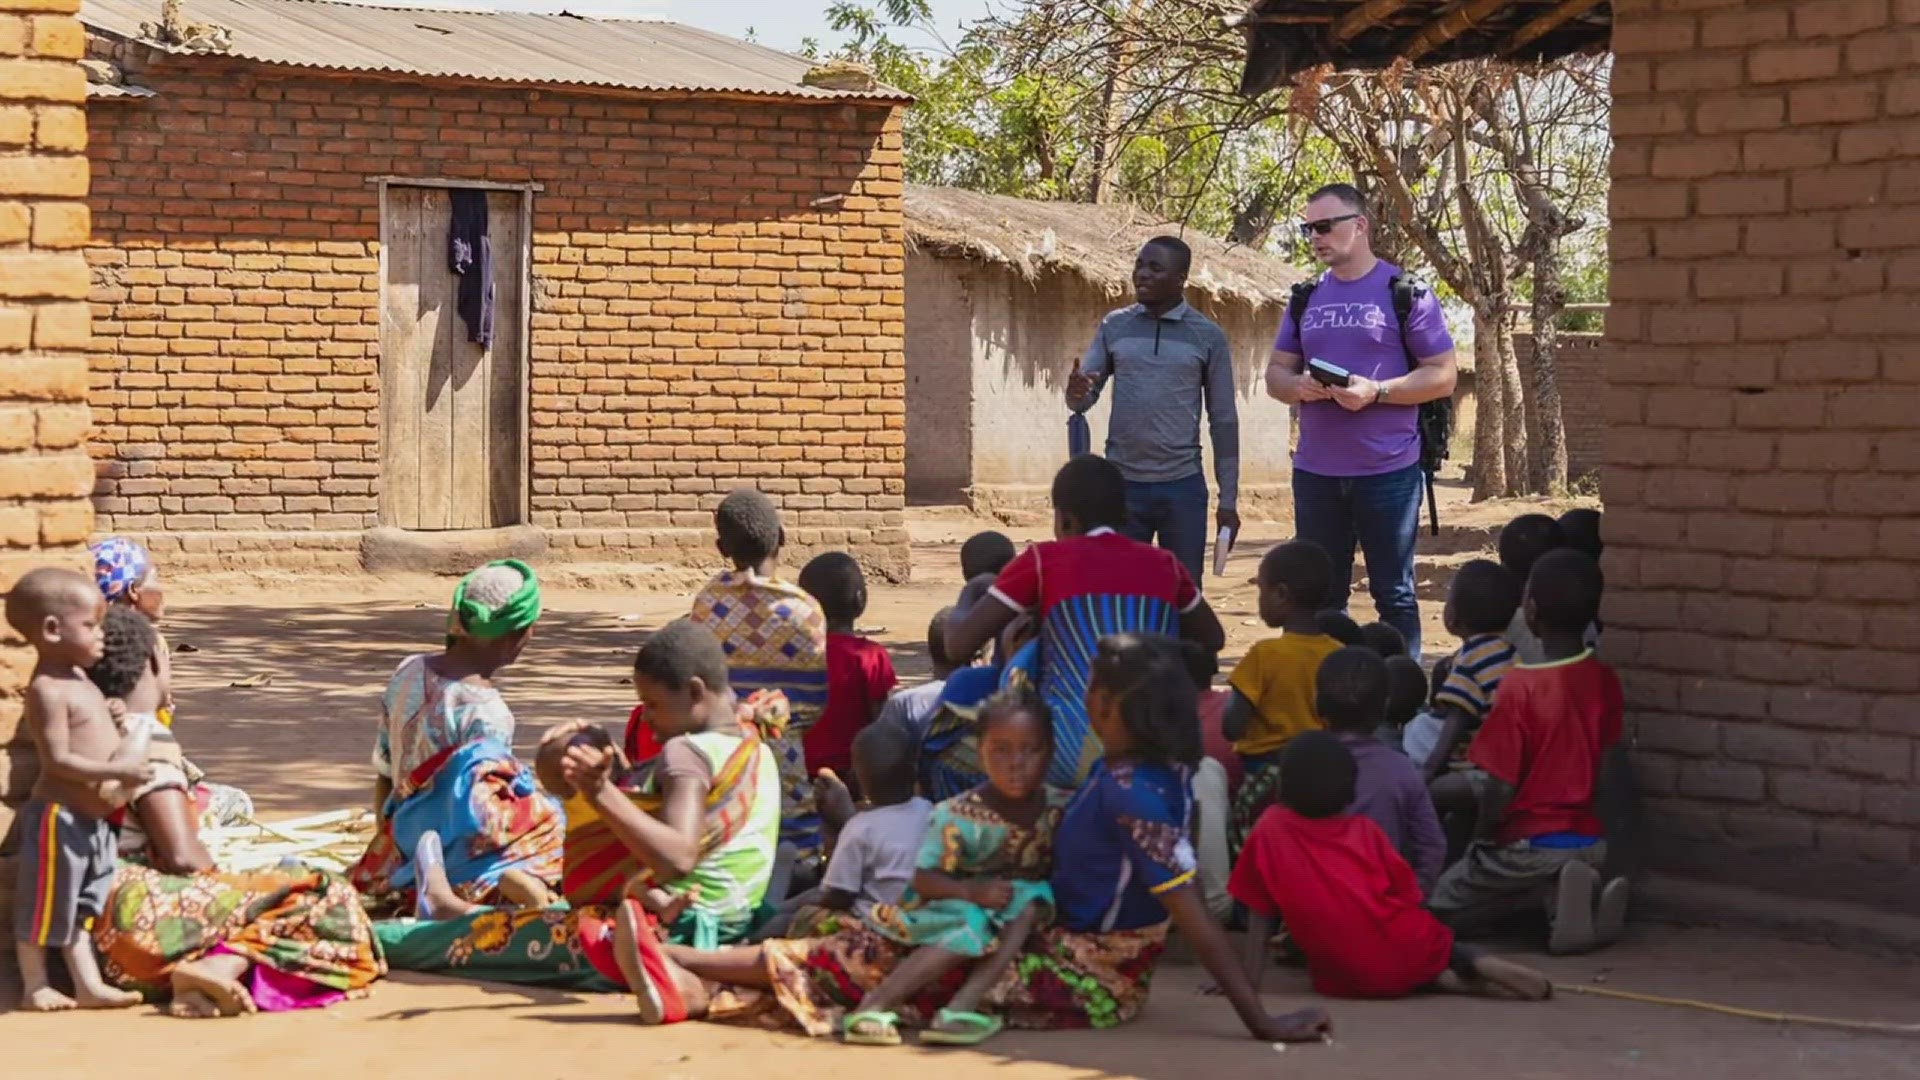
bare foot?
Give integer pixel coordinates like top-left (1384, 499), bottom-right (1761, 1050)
top-left (1469, 955), bottom-right (1553, 1001)
top-left (170, 961), bottom-right (257, 1017)
top-left (499, 869), bottom-right (556, 909)
top-left (74, 982), bottom-right (143, 1010)
top-left (21, 986), bottom-right (77, 1012)
top-left (813, 768), bottom-right (857, 832)
top-left (167, 990), bottom-right (222, 1018)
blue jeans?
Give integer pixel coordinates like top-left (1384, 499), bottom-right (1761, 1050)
top-left (1122, 472), bottom-right (1210, 586)
top-left (1292, 462), bottom-right (1424, 661)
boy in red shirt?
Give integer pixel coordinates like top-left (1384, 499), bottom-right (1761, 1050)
top-left (1229, 730), bottom-right (1549, 1001)
top-left (1428, 549), bottom-right (1626, 955)
top-left (798, 553), bottom-right (898, 797)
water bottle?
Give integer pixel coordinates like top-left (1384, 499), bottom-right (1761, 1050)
top-left (1068, 411), bottom-right (1091, 458)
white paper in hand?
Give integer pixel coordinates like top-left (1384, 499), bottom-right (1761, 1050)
top-left (1213, 526), bottom-right (1234, 577)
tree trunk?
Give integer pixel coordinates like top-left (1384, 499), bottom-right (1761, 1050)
top-left (1087, 0), bottom-right (1145, 205)
top-left (1496, 313), bottom-right (1528, 498)
top-left (1470, 311), bottom-right (1507, 502)
top-left (1527, 252), bottom-right (1569, 495)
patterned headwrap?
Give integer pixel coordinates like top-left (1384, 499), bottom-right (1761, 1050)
top-left (90, 537), bottom-right (153, 603)
top-left (445, 558), bottom-right (543, 646)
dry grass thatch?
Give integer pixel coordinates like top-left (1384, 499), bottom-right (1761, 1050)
top-left (904, 184), bottom-right (1309, 308)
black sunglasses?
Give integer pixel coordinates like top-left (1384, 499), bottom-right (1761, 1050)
top-left (1298, 214), bottom-right (1360, 237)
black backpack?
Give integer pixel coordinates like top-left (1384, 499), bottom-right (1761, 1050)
top-left (1286, 274), bottom-right (1454, 536)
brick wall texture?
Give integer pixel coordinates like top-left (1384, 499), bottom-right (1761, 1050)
top-left (1608, 0), bottom-right (1920, 883)
top-left (85, 42), bottom-right (909, 576)
top-left (1514, 330), bottom-right (1604, 480)
top-left (0, 0), bottom-right (94, 970)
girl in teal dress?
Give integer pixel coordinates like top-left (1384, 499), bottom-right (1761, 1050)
top-left (844, 689), bottom-right (1067, 1044)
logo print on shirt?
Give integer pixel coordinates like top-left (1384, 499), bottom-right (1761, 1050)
top-left (1301, 303), bottom-right (1387, 332)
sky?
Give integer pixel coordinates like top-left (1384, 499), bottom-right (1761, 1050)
top-left (340, 0), bottom-right (1001, 52)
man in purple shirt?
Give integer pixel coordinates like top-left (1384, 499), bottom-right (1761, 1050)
top-left (1266, 183), bottom-right (1458, 659)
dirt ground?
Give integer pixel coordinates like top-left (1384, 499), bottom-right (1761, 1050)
top-left (11, 490), bottom-right (1920, 1078)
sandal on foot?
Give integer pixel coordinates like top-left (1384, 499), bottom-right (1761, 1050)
top-left (614, 898), bottom-right (688, 1025)
top-left (920, 1009), bottom-right (1004, 1046)
top-left (842, 1009), bottom-right (903, 1046)
top-left (1595, 877), bottom-right (1630, 947)
top-left (1548, 860), bottom-right (1601, 956)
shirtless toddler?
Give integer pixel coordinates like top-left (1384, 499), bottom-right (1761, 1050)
top-left (9, 567), bottom-right (151, 1011)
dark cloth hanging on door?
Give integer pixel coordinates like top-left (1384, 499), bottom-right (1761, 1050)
top-left (448, 189), bottom-right (494, 348)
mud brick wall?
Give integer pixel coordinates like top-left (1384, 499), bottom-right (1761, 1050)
top-left (1608, 0), bottom-right (1920, 897)
top-left (84, 44), bottom-right (909, 577)
top-left (0, 0), bottom-right (94, 977)
top-left (1513, 330), bottom-right (1605, 481)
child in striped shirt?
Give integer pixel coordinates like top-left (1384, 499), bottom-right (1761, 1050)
top-left (1402, 560), bottom-right (1522, 777)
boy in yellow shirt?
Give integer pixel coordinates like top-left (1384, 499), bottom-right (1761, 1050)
top-left (1225, 540), bottom-right (1344, 861)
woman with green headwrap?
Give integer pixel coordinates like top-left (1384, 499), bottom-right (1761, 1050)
top-left (348, 560), bottom-right (567, 912)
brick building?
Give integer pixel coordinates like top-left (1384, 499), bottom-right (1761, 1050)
top-left (1238, 0), bottom-right (1920, 902)
top-left (80, 0), bottom-right (912, 578)
top-left (0, 0), bottom-right (96, 981)
top-left (1605, 0), bottom-right (1920, 903)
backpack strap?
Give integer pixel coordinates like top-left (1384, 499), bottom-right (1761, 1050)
top-left (1286, 280), bottom-right (1317, 348)
top-left (1389, 273), bottom-right (1447, 537)
top-left (1388, 273), bottom-right (1423, 364)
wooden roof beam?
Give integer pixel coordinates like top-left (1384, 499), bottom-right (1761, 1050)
top-left (1401, 0), bottom-right (1518, 62)
top-left (1499, 0), bottom-right (1606, 55)
top-left (1330, 0), bottom-right (1416, 45)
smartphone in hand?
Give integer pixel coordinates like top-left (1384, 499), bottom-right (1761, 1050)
top-left (1308, 358), bottom-right (1352, 388)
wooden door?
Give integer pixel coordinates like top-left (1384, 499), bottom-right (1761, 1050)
top-left (380, 185), bottom-right (525, 530)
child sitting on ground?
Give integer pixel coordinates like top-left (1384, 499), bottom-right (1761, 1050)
top-left (1428, 549), bottom-right (1626, 955)
top-left (1229, 730), bottom-right (1550, 1001)
top-left (1499, 514), bottom-right (1575, 664)
top-left (691, 488), bottom-right (831, 878)
top-left (1185, 646), bottom-right (1237, 923)
top-left (759, 721), bottom-right (934, 941)
top-left (960, 531), bottom-right (1016, 588)
top-left (843, 688), bottom-right (1067, 1046)
top-left (1225, 540), bottom-right (1343, 860)
top-left (10, 567), bottom-right (150, 1011)
top-left (1359, 622), bottom-right (1408, 658)
top-left (1378, 653), bottom-right (1428, 749)
top-left (1403, 559), bottom-right (1522, 776)
top-left (799, 553), bottom-right (898, 796)
top-left (954, 531), bottom-right (1018, 658)
top-left (874, 607), bottom-right (958, 750)
top-left (1316, 648), bottom-right (1446, 895)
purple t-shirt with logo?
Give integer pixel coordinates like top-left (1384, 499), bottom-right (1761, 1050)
top-left (1275, 261), bottom-right (1454, 478)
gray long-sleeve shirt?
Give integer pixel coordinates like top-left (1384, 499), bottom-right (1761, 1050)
top-left (1072, 301), bottom-right (1241, 509)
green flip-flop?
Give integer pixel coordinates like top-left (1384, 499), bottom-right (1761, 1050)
top-left (920, 1008), bottom-right (1004, 1046)
top-left (843, 1009), bottom-right (903, 1046)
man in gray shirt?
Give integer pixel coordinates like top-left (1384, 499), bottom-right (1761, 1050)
top-left (1067, 236), bottom-right (1240, 584)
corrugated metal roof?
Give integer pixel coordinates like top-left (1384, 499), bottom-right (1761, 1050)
top-left (79, 0), bottom-right (910, 102)
top-left (87, 81), bottom-right (157, 98)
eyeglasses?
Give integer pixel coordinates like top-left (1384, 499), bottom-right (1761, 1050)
top-left (1298, 214), bottom-right (1360, 237)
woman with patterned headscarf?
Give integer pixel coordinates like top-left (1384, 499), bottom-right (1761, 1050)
top-left (348, 559), bottom-right (567, 912)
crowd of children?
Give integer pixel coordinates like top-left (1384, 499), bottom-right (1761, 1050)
top-left (14, 453), bottom-right (1624, 1055)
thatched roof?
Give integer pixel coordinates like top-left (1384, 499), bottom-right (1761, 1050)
top-left (904, 184), bottom-right (1309, 308)
top-left (1232, 0), bottom-right (1611, 96)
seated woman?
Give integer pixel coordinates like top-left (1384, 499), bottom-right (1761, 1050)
top-left (931, 455), bottom-right (1227, 794)
top-left (610, 634), bottom-right (1331, 1048)
top-left (90, 535), bottom-right (253, 836)
top-left (349, 560), bottom-right (565, 912)
top-left (373, 619), bottom-right (783, 989)
top-left (86, 610), bottom-right (384, 1018)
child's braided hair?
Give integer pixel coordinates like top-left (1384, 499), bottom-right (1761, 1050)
top-left (1089, 633), bottom-right (1202, 767)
